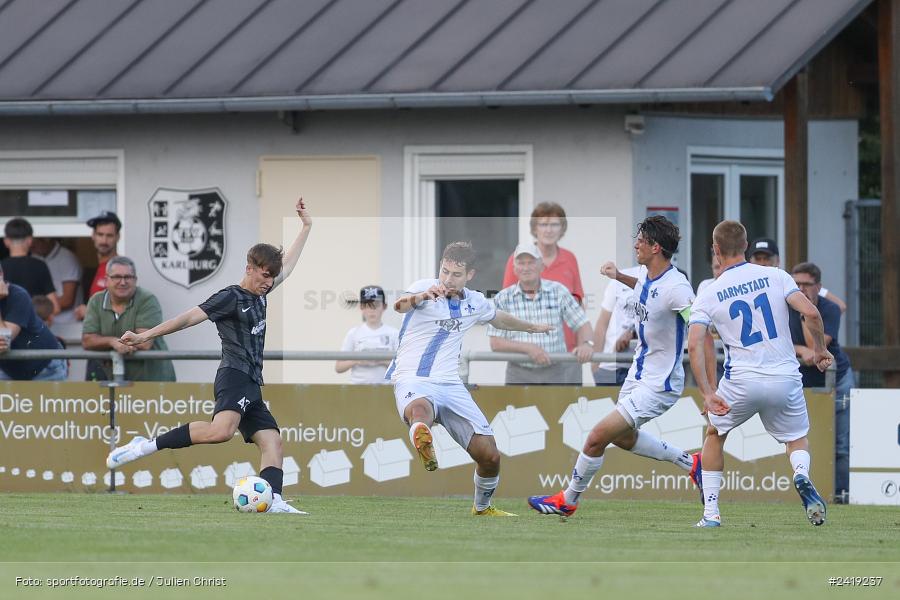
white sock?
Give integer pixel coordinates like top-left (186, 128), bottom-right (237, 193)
top-left (702, 470), bottom-right (722, 519)
top-left (631, 431), bottom-right (693, 471)
top-left (273, 492), bottom-right (284, 504)
top-left (139, 439), bottom-right (159, 456)
top-left (408, 421), bottom-right (428, 445)
top-left (564, 452), bottom-right (604, 505)
top-left (474, 473), bottom-right (499, 510)
top-left (790, 450), bottom-right (810, 478)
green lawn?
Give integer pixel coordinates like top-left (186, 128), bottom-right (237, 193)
top-left (1, 493), bottom-right (897, 600)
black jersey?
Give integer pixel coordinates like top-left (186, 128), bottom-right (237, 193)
top-left (199, 285), bottom-right (268, 384)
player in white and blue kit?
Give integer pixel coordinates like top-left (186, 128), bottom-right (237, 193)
top-left (390, 242), bottom-right (552, 516)
top-left (688, 220), bottom-right (833, 527)
top-left (529, 216), bottom-right (702, 517)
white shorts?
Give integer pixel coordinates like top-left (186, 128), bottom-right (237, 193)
top-left (393, 378), bottom-right (493, 450)
top-left (616, 379), bottom-right (680, 429)
top-left (709, 376), bottom-right (809, 443)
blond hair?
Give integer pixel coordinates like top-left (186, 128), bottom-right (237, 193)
top-left (712, 220), bottom-right (748, 258)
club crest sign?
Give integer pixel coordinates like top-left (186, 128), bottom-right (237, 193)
top-left (149, 188), bottom-right (226, 288)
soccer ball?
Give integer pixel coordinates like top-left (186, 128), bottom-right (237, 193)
top-left (232, 476), bottom-right (273, 513)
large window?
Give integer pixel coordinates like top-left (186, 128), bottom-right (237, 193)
top-left (403, 146), bottom-right (533, 289)
top-left (688, 149), bottom-right (783, 288)
top-left (435, 179), bottom-right (519, 295)
top-left (0, 151), bottom-right (123, 239)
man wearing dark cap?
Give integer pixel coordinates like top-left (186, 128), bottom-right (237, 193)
top-left (74, 211), bottom-right (121, 320)
top-left (748, 237), bottom-right (846, 312)
top-left (335, 285), bottom-right (399, 384)
top-left (747, 237), bottom-right (780, 267)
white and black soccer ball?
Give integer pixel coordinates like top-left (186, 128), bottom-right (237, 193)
top-left (232, 476), bottom-right (273, 513)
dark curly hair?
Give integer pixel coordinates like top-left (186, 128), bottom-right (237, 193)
top-left (637, 215), bottom-right (680, 260)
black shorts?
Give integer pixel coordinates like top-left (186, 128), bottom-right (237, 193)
top-left (213, 368), bottom-right (279, 443)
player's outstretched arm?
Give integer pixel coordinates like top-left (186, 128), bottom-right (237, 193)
top-left (688, 323), bottom-right (729, 415)
top-left (272, 197), bottom-right (312, 289)
top-left (787, 292), bottom-right (834, 372)
top-left (120, 306), bottom-right (209, 347)
top-left (600, 261), bottom-right (638, 289)
top-left (489, 310), bottom-right (554, 334)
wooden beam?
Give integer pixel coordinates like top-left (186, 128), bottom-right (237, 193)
top-left (880, 0), bottom-right (900, 386)
top-left (844, 346), bottom-right (900, 371)
top-left (784, 71), bottom-right (809, 269)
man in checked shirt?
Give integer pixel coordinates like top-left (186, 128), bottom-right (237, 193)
top-left (489, 242), bottom-right (594, 385)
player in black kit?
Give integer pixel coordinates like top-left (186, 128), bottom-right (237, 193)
top-left (107, 198), bottom-right (312, 514)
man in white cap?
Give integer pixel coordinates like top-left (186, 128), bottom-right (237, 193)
top-left (489, 242), bottom-right (594, 385)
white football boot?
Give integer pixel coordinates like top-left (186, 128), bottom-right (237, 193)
top-left (106, 436), bottom-right (150, 469)
top-left (268, 493), bottom-right (308, 515)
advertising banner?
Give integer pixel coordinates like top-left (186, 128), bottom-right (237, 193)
top-left (849, 388), bottom-right (900, 505)
top-left (0, 382), bottom-right (833, 501)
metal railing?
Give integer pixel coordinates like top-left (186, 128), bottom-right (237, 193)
top-left (2, 346), bottom-right (835, 389)
top-left (2, 346), bottom-right (834, 493)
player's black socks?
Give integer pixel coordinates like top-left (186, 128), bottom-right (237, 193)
top-left (154, 424), bottom-right (193, 450)
top-left (260, 466), bottom-right (283, 495)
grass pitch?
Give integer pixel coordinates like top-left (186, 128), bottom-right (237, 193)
top-left (1, 493), bottom-right (897, 600)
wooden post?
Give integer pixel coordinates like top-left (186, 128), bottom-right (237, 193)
top-left (784, 71), bottom-right (809, 270)
top-left (880, 0), bottom-right (900, 386)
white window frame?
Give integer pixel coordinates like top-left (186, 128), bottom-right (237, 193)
top-left (686, 146), bottom-right (784, 273)
top-left (402, 145), bottom-right (533, 284)
top-left (0, 149), bottom-right (126, 252)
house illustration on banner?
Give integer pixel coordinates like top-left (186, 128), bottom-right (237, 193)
top-left (558, 397), bottom-right (617, 451)
top-left (81, 472), bottom-right (97, 487)
top-left (433, 424), bottom-right (473, 468)
top-left (308, 449), bottom-right (353, 487)
top-left (60, 471), bottom-right (74, 484)
top-left (160, 468), bottom-right (183, 489)
top-left (282, 456), bottom-right (301, 487)
top-left (724, 414), bottom-right (785, 461)
top-left (42, 470), bottom-right (53, 481)
top-left (491, 405), bottom-right (549, 456)
top-left (103, 471), bottom-right (125, 487)
top-left (190, 465), bottom-right (217, 489)
top-left (224, 461), bottom-right (255, 487)
top-left (643, 397), bottom-right (706, 452)
top-left (361, 437), bottom-right (413, 482)
top-left (132, 470), bottom-right (152, 488)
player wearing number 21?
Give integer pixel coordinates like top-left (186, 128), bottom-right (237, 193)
top-left (687, 220), bottom-right (833, 528)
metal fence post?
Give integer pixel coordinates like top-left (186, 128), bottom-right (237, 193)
top-left (459, 351), bottom-right (470, 384)
top-left (103, 351), bottom-right (131, 493)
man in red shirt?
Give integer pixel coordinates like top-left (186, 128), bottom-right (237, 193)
top-left (73, 211), bottom-right (120, 320)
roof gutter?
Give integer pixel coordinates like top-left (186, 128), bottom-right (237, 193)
top-left (0, 86), bottom-right (773, 116)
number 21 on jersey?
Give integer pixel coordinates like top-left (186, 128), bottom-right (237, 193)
top-left (729, 293), bottom-right (778, 347)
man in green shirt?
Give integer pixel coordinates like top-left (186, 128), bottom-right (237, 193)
top-left (82, 256), bottom-right (176, 381)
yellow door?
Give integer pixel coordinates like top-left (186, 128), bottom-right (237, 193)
top-left (257, 155), bottom-right (380, 383)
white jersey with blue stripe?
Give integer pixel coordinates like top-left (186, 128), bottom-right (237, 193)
top-left (625, 265), bottom-right (694, 393)
top-left (689, 262), bottom-right (801, 381)
top-left (386, 279), bottom-right (496, 384)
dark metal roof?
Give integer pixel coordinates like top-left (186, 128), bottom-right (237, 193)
top-left (0, 0), bottom-right (872, 115)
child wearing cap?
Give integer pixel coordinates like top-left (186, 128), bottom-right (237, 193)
top-left (335, 286), bottom-right (399, 384)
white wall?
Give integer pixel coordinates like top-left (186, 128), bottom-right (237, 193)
top-left (632, 115), bottom-right (858, 343)
top-left (0, 107), bottom-right (633, 383)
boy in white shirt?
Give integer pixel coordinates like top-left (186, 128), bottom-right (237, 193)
top-left (335, 286), bottom-right (398, 384)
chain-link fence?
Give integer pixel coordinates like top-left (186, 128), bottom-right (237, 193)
top-left (844, 199), bottom-right (882, 387)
